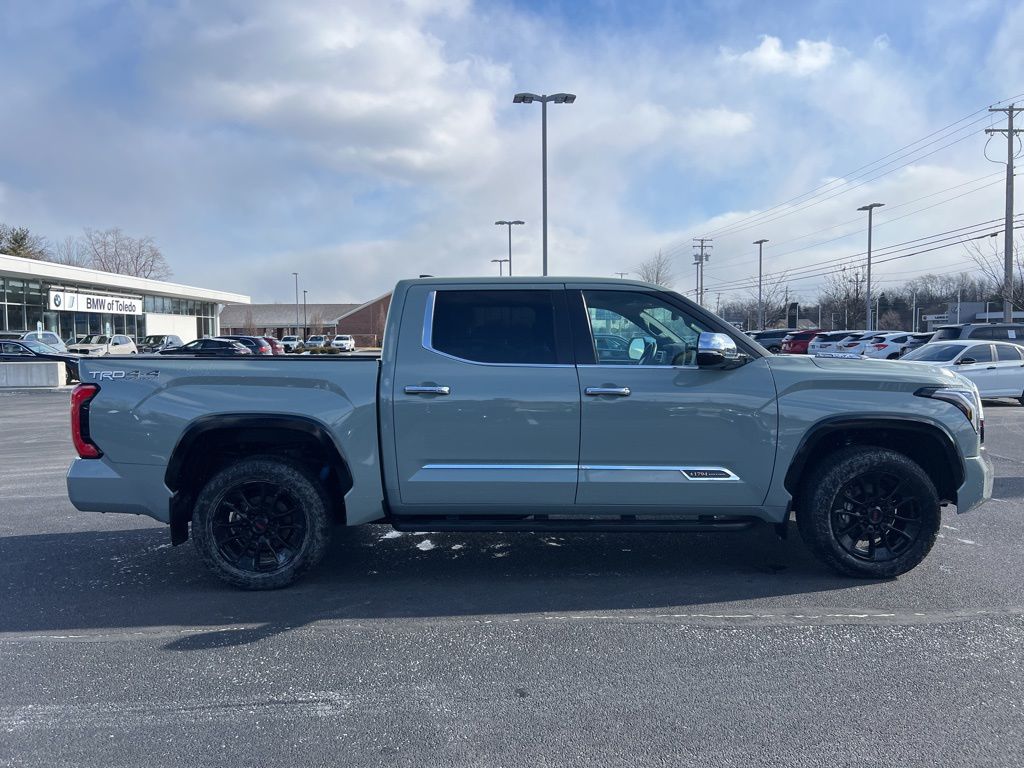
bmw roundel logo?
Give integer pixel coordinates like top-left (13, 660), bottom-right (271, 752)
top-left (53, 294), bottom-right (62, 307)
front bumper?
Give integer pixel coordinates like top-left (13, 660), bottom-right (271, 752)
top-left (66, 458), bottom-right (172, 522)
top-left (956, 452), bottom-right (994, 514)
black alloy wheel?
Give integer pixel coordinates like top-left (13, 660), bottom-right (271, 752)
top-left (798, 446), bottom-right (940, 578)
top-left (211, 480), bottom-right (308, 573)
top-left (829, 470), bottom-right (923, 563)
top-left (192, 457), bottom-right (331, 589)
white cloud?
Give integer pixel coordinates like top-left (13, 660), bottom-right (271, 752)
top-left (722, 35), bottom-right (836, 76)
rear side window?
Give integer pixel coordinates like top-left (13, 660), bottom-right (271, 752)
top-left (430, 290), bottom-right (561, 365)
top-left (932, 327), bottom-right (961, 341)
top-left (997, 345), bottom-right (1022, 362)
top-left (970, 327), bottom-right (995, 339)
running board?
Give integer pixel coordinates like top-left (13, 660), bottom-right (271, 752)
top-left (389, 514), bottom-right (759, 533)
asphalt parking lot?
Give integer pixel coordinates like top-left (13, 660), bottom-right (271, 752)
top-left (2, 389), bottom-right (1024, 767)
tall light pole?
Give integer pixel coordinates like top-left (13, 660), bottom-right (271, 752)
top-left (754, 239), bottom-right (768, 330)
top-left (494, 220), bottom-right (525, 276)
top-left (292, 272), bottom-right (299, 336)
top-left (513, 92), bottom-right (576, 276)
top-left (302, 290), bottom-right (308, 338)
top-left (615, 272), bottom-right (628, 279)
top-left (491, 258), bottom-right (510, 276)
top-left (858, 202), bottom-right (884, 331)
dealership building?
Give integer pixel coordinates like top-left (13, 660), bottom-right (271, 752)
top-left (0, 252), bottom-right (249, 342)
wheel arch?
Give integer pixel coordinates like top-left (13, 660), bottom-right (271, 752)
top-left (166, 414), bottom-right (353, 545)
top-left (784, 416), bottom-right (964, 508)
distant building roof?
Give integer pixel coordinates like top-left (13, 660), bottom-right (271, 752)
top-left (220, 302), bottom-right (359, 328)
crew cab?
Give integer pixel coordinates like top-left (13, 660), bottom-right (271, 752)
top-left (66, 277), bottom-right (993, 589)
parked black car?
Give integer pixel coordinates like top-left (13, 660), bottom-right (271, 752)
top-left (0, 339), bottom-right (80, 383)
top-left (749, 328), bottom-right (799, 353)
top-left (219, 335), bottom-right (274, 355)
top-left (158, 338), bottom-right (253, 357)
top-left (138, 334), bottom-right (184, 353)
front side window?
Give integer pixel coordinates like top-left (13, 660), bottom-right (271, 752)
top-left (583, 290), bottom-right (712, 366)
top-left (964, 344), bottom-right (994, 363)
top-left (430, 290), bottom-right (560, 365)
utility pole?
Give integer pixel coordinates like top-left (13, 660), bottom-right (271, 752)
top-left (912, 290), bottom-right (917, 333)
top-left (857, 203), bottom-right (884, 331)
top-left (986, 104), bottom-right (1023, 322)
top-left (715, 293), bottom-right (722, 315)
top-left (302, 290), bottom-right (308, 339)
top-left (693, 238), bottom-right (712, 306)
top-left (754, 239), bottom-right (768, 330)
top-left (292, 272), bottom-right (299, 336)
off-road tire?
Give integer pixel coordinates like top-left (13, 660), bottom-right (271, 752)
top-left (797, 446), bottom-right (941, 578)
top-left (191, 456), bottom-right (331, 590)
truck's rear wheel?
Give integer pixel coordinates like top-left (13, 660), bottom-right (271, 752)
top-left (797, 446), bottom-right (940, 578)
top-left (191, 457), bottom-right (330, 590)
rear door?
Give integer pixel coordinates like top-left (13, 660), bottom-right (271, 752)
top-left (957, 343), bottom-right (998, 395)
top-left (390, 285), bottom-right (581, 510)
top-left (993, 343), bottom-right (1024, 396)
top-left (572, 287), bottom-right (778, 510)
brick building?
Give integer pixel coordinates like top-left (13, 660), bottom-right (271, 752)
top-left (219, 292), bottom-right (391, 348)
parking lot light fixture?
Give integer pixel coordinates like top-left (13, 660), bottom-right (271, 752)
top-left (494, 220), bottom-right (525, 276)
top-left (514, 92), bottom-right (576, 276)
top-left (292, 272), bottom-right (300, 336)
top-left (857, 203), bottom-right (884, 330)
top-left (491, 257), bottom-right (510, 276)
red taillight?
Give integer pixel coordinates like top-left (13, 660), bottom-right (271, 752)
top-left (872, 343), bottom-right (886, 350)
top-left (71, 383), bottom-right (102, 458)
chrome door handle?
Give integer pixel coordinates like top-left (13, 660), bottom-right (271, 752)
top-left (404, 385), bottom-right (451, 395)
top-left (585, 386), bottom-right (631, 397)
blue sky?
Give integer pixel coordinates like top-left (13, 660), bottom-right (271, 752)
top-left (0, 0), bottom-right (1021, 304)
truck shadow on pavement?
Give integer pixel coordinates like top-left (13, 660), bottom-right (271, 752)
top-left (1, 522), bottom-right (874, 648)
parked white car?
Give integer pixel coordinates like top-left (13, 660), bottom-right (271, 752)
top-left (21, 330), bottom-right (68, 353)
top-left (280, 335), bottom-right (304, 352)
top-left (305, 335), bottom-right (328, 348)
top-left (863, 332), bottom-right (916, 360)
top-left (808, 331), bottom-right (862, 355)
top-left (837, 331), bottom-right (897, 356)
top-left (66, 334), bottom-right (138, 356)
top-left (902, 340), bottom-right (1024, 401)
top-left (331, 334), bottom-right (355, 351)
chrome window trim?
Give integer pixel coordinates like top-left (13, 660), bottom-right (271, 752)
top-left (420, 289), bottom-right (574, 369)
top-left (422, 464), bottom-right (578, 470)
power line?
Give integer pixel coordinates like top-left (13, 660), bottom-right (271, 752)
top-left (661, 91), bottom-right (1024, 258)
top-left (705, 215), bottom-right (1023, 293)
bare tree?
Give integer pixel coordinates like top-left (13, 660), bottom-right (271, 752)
top-left (51, 236), bottom-right (92, 267)
top-left (635, 250), bottom-right (675, 288)
top-left (818, 267), bottom-right (866, 329)
top-left (0, 224), bottom-right (49, 260)
top-left (965, 233), bottom-right (1023, 309)
top-left (82, 228), bottom-right (172, 279)
top-left (242, 308), bottom-right (257, 336)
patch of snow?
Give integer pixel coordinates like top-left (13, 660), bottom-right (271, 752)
top-left (381, 531), bottom-right (403, 540)
top-left (416, 540), bottom-right (436, 552)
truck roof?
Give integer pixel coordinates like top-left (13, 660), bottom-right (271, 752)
top-left (398, 276), bottom-right (666, 290)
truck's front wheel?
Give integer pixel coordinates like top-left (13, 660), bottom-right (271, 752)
top-left (797, 447), bottom-right (941, 578)
top-left (191, 457), bottom-right (331, 590)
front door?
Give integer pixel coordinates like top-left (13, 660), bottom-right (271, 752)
top-left (390, 285), bottom-right (581, 511)
top-left (572, 287), bottom-right (778, 510)
top-left (957, 343), bottom-right (998, 396)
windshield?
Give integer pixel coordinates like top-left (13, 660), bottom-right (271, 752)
top-left (20, 339), bottom-right (60, 354)
top-left (79, 335), bottom-right (108, 344)
top-left (901, 343), bottom-right (963, 362)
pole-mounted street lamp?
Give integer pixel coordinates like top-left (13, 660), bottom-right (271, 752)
top-left (292, 272), bottom-right (300, 337)
top-left (494, 220), bottom-right (525, 276)
top-left (302, 290), bottom-right (308, 339)
top-left (491, 258), bottom-right (510, 276)
top-left (753, 239), bottom-right (768, 330)
top-left (513, 92), bottom-right (576, 276)
top-left (857, 202), bottom-right (884, 331)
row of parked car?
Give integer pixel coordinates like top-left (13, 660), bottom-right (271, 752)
top-left (749, 322), bottom-right (1024, 402)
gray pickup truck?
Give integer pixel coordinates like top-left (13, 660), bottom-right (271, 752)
top-left (67, 277), bottom-right (993, 589)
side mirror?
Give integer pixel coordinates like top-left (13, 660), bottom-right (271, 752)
top-left (696, 332), bottom-right (739, 368)
top-left (628, 336), bottom-right (655, 361)
top-left (957, 357), bottom-right (976, 365)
